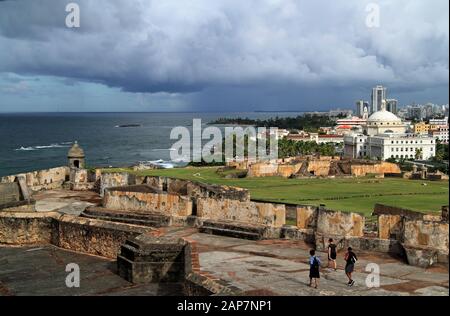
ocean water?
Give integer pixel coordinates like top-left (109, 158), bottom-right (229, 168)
top-left (0, 112), bottom-right (305, 177)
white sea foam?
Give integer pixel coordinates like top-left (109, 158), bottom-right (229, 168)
top-left (139, 160), bottom-right (176, 169)
top-left (15, 143), bottom-right (70, 151)
top-left (15, 146), bottom-right (36, 151)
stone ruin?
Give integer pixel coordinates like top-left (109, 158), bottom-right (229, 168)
top-left (227, 156), bottom-right (402, 178)
top-left (398, 164), bottom-right (450, 181)
top-left (0, 145), bottom-right (448, 293)
top-left (0, 176), bottom-right (34, 212)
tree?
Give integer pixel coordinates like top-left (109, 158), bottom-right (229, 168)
top-left (415, 148), bottom-right (423, 160)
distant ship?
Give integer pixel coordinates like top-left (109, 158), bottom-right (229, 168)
top-left (115, 124), bottom-right (142, 128)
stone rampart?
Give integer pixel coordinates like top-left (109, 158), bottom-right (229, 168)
top-left (104, 185), bottom-right (193, 217)
top-left (100, 172), bottom-right (136, 196)
top-left (0, 212), bottom-right (149, 259)
top-left (1, 166), bottom-right (69, 191)
top-left (197, 198), bottom-right (285, 228)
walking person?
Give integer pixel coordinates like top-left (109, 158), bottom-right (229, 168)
top-left (344, 247), bottom-right (358, 287)
top-left (309, 249), bottom-right (321, 289)
top-left (328, 238), bottom-right (337, 271)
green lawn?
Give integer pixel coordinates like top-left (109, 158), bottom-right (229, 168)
top-left (107, 167), bottom-right (449, 216)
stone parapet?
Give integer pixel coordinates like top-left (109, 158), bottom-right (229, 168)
top-left (197, 198), bottom-right (286, 228)
top-left (1, 166), bottom-right (69, 192)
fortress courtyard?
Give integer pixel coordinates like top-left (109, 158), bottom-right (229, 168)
top-left (0, 189), bottom-right (448, 296)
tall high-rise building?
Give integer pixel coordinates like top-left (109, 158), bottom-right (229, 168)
top-left (386, 99), bottom-right (398, 114)
top-left (356, 100), bottom-right (370, 118)
top-left (371, 85), bottom-right (387, 113)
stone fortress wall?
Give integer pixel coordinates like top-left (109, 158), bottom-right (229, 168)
top-left (1, 165), bottom-right (449, 269)
top-left (228, 156), bottom-right (402, 178)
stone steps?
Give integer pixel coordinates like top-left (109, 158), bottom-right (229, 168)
top-left (199, 220), bottom-right (267, 240)
top-left (81, 207), bottom-right (171, 228)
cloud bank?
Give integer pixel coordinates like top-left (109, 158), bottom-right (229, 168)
top-left (0, 0), bottom-right (448, 111)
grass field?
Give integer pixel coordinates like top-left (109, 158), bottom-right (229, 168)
top-left (109, 167), bottom-right (449, 216)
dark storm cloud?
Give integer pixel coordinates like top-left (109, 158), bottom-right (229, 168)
top-left (0, 0), bottom-right (448, 107)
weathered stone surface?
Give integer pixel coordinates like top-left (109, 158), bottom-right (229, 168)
top-left (280, 226), bottom-right (315, 243)
top-left (100, 172), bottom-right (135, 196)
top-left (374, 204), bottom-right (426, 220)
top-left (316, 209), bottom-right (365, 237)
top-left (54, 215), bottom-right (149, 258)
top-left (0, 212), bottom-right (53, 244)
top-left (199, 220), bottom-right (271, 240)
top-left (442, 206), bottom-right (449, 222)
top-left (0, 180), bottom-right (35, 212)
top-left (403, 220), bottom-right (449, 252)
top-left (145, 176), bottom-right (250, 201)
top-left (243, 157), bottom-right (400, 178)
top-left (104, 185), bottom-right (193, 217)
top-left (0, 212), bottom-right (150, 259)
top-left (82, 207), bottom-right (172, 228)
top-left (296, 206), bottom-right (317, 229)
top-left (350, 162), bottom-right (400, 177)
top-left (117, 236), bottom-right (186, 284)
top-left (403, 246), bottom-right (439, 268)
top-left (0, 182), bottom-right (22, 205)
top-left (247, 163), bottom-right (278, 178)
top-left (378, 214), bottom-right (404, 240)
top-left (1, 167), bottom-right (69, 191)
top-left (197, 198), bottom-right (286, 228)
top-left (307, 160), bottom-right (332, 176)
top-left (346, 237), bottom-right (404, 256)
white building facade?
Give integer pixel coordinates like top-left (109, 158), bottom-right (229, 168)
top-left (344, 101), bottom-right (436, 161)
top-left (344, 133), bottom-right (436, 160)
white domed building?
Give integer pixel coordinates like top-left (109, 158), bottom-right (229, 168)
top-left (344, 101), bottom-right (436, 161)
top-left (365, 108), bottom-right (406, 136)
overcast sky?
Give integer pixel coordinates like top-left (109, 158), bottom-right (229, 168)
top-left (0, 0), bottom-right (448, 112)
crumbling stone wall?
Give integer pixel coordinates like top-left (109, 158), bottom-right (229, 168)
top-left (0, 180), bottom-right (35, 212)
top-left (104, 185), bottom-right (193, 217)
top-left (402, 219), bottom-right (449, 267)
top-left (247, 163), bottom-right (279, 178)
top-left (278, 164), bottom-right (303, 178)
top-left (100, 172), bottom-right (136, 196)
top-left (0, 212), bottom-right (149, 259)
top-left (197, 198), bottom-right (286, 228)
top-left (350, 162), bottom-right (400, 177)
top-left (0, 212), bottom-right (54, 244)
top-left (69, 169), bottom-right (96, 191)
top-left (442, 206), bottom-right (449, 222)
top-left (307, 160), bottom-right (331, 176)
top-left (316, 209), bottom-right (365, 237)
top-left (54, 215), bottom-right (149, 259)
top-left (403, 220), bottom-right (449, 252)
top-left (0, 182), bottom-right (22, 205)
top-left (144, 176), bottom-right (250, 201)
top-left (296, 206), bottom-right (317, 229)
top-left (243, 158), bottom-right (401, 178)
top-left (378, 215), bottom-right (404, 240)
top-left (1, 166), bottom-right (69, 191)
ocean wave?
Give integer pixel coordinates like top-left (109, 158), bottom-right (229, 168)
top-left (15, 143), bottom-right (71, 151)
top-left (139, 160), bottom-right (176, 169)
top-left (151, 148), bottom-right (177, 152)
top-left (15, 146), bottom-right (36, 151)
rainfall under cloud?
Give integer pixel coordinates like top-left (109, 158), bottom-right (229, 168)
top-left (0, 0), bottom-right (448, 112)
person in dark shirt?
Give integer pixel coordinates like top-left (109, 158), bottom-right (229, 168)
top-left (344, 247), bottom-right (358, 287)
top-left (309, 249), bottom-right (321, 289)
top-left (327, 238), bottom-right (337, 271)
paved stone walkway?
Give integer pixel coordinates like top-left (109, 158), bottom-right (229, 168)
top-left (182, 232), bottom-right (449, 296)
top-left (33, 190), bottom-right (101, 215)
top-left (0, 246), bottom-right (183, 296)
top-left (4, 190), bottom-right (448, 296)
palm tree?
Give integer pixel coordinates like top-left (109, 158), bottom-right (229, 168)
top-left (415, 148), bottom-right (423, 160)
